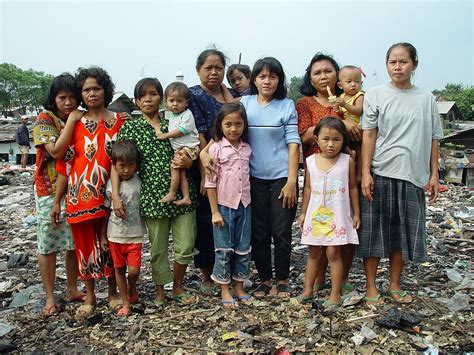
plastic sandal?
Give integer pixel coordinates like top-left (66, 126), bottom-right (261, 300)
top-left (364, 293), bottom-right (384, 305)
top-left (117, 307), bottom-right (131, 317)
top-left (389, 290), bottom-right (413, 304)
top-left (220, 298), bottom-right (238, 308)
top-left (276, 283), bottom-right (291, 298)
top-left (170, 293), bottom-right (198, 305)
top-left (295, 294), bottom-right (313, 304)
top-left (253, 283), bottom-right (272, 299)
top-left (323, 299), bottom-right (342, 310)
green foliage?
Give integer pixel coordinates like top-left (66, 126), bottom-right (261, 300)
top-left (433, 83), bottom-right (474, 121)
top-left (288, 76), bottom-right (303, 102)
top-left (0, 63), bottom-right (54, 114)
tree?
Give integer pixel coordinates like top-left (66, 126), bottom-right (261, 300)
top-left (433, 83), bottom-right (474, 121)
top-left (288, 76), bottom-right (303, 102)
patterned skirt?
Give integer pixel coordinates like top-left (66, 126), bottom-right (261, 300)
top-left (356, 174), bottom-right (427, 263)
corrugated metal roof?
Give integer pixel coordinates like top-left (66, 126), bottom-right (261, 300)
top-left (437, 101), bottom-right (456, 114)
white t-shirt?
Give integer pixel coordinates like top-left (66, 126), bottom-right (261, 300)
top-left (361, 83), bottom-right (443, 188)
top-left (165, 109), bottom-right (200, 151)
top-left (105, 175), bottom-right (146, 242)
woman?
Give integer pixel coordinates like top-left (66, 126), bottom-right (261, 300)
top-left (114, 78), bottom-right (198, 305)
top-left (359, 42), bottom-right (442, 304)
top-left (34, 73), bottom-right (85, 315)
top-left (188, 49), bottom-right (235, 294)
top-left (55, 66), bottom-right (124, 317)
top-left (241, 57), bottom-right (300, 298)
top-left (296, 53), bottom-right (359, 292)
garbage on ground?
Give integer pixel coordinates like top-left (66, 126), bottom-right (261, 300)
top-left (375, 307), bottom-right (421, 331)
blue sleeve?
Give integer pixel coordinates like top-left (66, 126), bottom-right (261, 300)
top-left (284, 100), bottom-right (301, 145)
top-left (188, 91), bottom-right (207, 134)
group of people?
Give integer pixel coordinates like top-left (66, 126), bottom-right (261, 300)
top-left (33, 41), bottom-right (442, 318)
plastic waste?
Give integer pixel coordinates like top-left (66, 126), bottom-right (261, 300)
top-left (445, 268), bottom-right (463, 283)
top-left (446, 292), bottom-right (471, 312)
top-left (376, 307), bottom-right (421, 330)
top-left (0, 322), bottom-right (14, 337)
top-left (23, 215), bottom-right (37, 227)
top-left (7, 252), bottom-right (29, 268)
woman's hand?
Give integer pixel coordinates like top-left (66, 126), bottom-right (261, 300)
top-left (342, 119), bottom-right (363, 142)
top-left (50, 203), bottom-right (61, 227)
top-left (361, 172), bottom-right (374, 202)
top-left (427, 175), bottom-right (440, 204)
top-left (112, 193), bottom-right (127, 219)
top-left (171, 150), bottom-right (192, 169)
top-left (199, 149), bottom-right (214, 177)
top-left (68, 109), bottom-right (85, 123)
top-left (200, 179), bottom-right (207, 197)
top-left (100, 235), bottom-right (109, 251)
top-left (119, 112), bottom-right (132, 120)
top-left (278, 181), bottom-right (297, 208)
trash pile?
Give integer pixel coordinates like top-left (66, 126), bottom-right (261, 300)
top-left (0, 170), bottom-right (472, 353)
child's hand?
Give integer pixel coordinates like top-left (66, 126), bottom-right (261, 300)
top-left (155, 129), bottom-right (167, 140)
top-left (297, 214), bottom-right (305, 229)
top-left (119, 112), bottom-right (132, 120)
top-left (352, 214), bottom-right (360, 229)
top-left (212, 211), bottom-right (224, 227)
top-left (335, 97), bottom-right (346, 108)
top-left (199, 150), bottom-right (214, 177)
top-left (50, 203), bottom-right (62, 228)
top-left (200, 179), bottom-right (208, 197)
top-left (100, 236), bottom-right (109, 251)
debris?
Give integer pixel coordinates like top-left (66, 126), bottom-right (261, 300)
top-left (442, 292), bottom-right (471, 312)
top-left (7, 252), bottom-right (29, 268)
top-left (375, 307), bottom-right (421, 331)
top-left (8, 285), bottom-right (42, 308)
top-left (0, 322), bottom-right (14, 337)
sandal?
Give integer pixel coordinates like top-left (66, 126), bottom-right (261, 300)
top-left (42, 303), bottom-right (59, 316)
top-left (75, 304), bottom-right (95, 319)
top-left (220, 298), bottom-right (238, 308)
top-left (200, 282), bottom-right (217, 296)
top-left (295, 294), bottom-right (313, 304)
top-left (341, 283), bottom-right (353, 293)
top-left (170, 293), bottom-right (198, 305)
top-left (129, 292), bottom-right (139, 304)
top-left (153, 299), bottom-right (167, 308)
top-left (365, 293), bottom-right (384, 305)
top-left (323, 299), bottom-right (342, 310)
top-left (276, 283), bottom-right (291, 298)
top-left (237, 294), bottom-right (253, 304)
top-left (313, 284), bottom-right (327, 292)
top-left (117, 307), bottom-right (131, 317)
top-left (108, 298), bottom-right (123, 310)
top-left (65, 292), bottom-right (87, 303)
top-left (253, 283), bottom-right (272, 300)
top-left (389, 290), bottom-right (413, 304)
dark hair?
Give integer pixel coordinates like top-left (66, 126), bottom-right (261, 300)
top-left (133, 77), bottom-right (164, 101)
top-left (299, 52), bottom-right (342, 96)
top-left (313, 116), bottom-right (349, 152)
top-left (75, 66), bottom-right (115, 108)
top-left (386, 42), bottom-right (418, 66)
top-left (111, 140), bottom-right (140, 165)
top-left (42, 73), bottom-right (81, 115)
top-left (164, 82), bottom-right (190, 101)
top-left (226, 64), bottom-right (251, 83)
top-left (249, 57), bottom-right (287, 100)
top-left (211, 103), bottom-right (248, 143)
top-left (196, 48), bottom-right (227, 71)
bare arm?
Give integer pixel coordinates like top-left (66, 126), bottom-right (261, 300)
top-left (44, 110), bottom-right (84, 159)
top-left (110, 165), bottom-right (126, 219)
top-left (300, 127), bottom-right (317, 145)
top-left (428, 140), bottom-right (440, 203)
top-left (360, 128), bottom-right (377, 201)
top-left (156, 128), bottom-right (184, 140)
top-left (348, 156), bottom-right (360, 229)
top-left (297, 169), bottom-right (311, 228)
top-left (337, 95), bottom-right (364, 117)
top-left (51, 173), bottom-right (68, 227)
top-left (278, 143), bottom-right (299, 208)
top-left (207, 188), bottom-right (224, 227)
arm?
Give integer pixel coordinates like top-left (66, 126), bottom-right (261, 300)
top-left (360, 128), bottom-right (377, 201)
top-left (341, 118), bottom-right (363, 142)
top-left (198, 137), bottom-right (215, 177)
top-left (278, 143), bottom-right (299, 208)
top-left (348, 156), bottom-right (360, 229)
top-left (297, 169), bottom-right (311, 228)
top-left (100, 210), bottom-right (110, 250)
top-left (44, 110), bottom-right (84, 159)
top-left (296, 98), bottom-right (317, 145)
top-left (207, 188), bottom-right (224, 226)
top-left (336, 94), bottom-right (364, 117)
top-left (51, 172), bottom-right (68, 227)
top-left (110, 165), bottom-right (126, 219)
top-left (428, 140), bottom-right (440, 203)
top-left (156, 128), bottom-right (184, 140)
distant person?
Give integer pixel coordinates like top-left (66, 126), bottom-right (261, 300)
top-left (226, 64), bottom-right (251, 97)
top-left (15, 115), bottom-right (30, 168)
top-left (359, 42), bottom-right (443, 305)
top-left (155, 82), bottom-right (200, 206)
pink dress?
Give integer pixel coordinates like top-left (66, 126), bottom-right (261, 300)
top-left (301, 153), bottom-right (359, 246)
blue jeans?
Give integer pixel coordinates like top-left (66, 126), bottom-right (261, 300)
top-left (211, 203), bottom-right (251, 284)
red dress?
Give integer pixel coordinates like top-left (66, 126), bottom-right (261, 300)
top-left (57, 113), bottom-right (124, 280)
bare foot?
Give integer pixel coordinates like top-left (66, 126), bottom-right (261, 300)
top-left (174, 197), bottom-right (192, 206)
top-left (160, 192), bottom-right (177, 203)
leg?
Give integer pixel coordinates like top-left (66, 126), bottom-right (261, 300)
top-left (83, 279), bottom-right (96, 306)
top-left (175, 169), bottom-right (192, 206)
top-left (388, 250), bottom-right (412, 302)
top-left (126, 243), bottom-right (142, 301)
top-left (160, 166), bottom-right (179, 203)
top-left (300, 246), bottom-right (323, 299)
top-left (114, 266), bottom-right (130, 311)
top-left (65, 250), bottom-right (85, 301)
top-left (341, 244), bottom-right (356, 285)
top-left (233, 203), bottom-right (251, 300)
top-left (38, 252), bottom-right (57, 310)
top-left (326, 246), bottom-right (343, 304)
top-left (364, 256), bottom-right (383, 304)
top-left (127, 266), bottom-right (140, 299)
top-left (21, 151), bottom-right (27, 168)
top-left (220, 283), bottom-right (237, 308)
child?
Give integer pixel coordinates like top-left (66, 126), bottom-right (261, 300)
top-left (226, 64), bottom-right (251, 97)
top-left (334, 65), bottom-right (364, 124)
top-left (297, 117), bottom-right (360, 309)
top-left (155, 82), bottom-right (200, 206)
top-left (102, 140), bottom-right (146, 316)
top-left (205, 103), bottom-right (252, 308)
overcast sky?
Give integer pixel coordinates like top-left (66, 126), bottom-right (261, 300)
top-left (1, 0), bottom-right (472, 98)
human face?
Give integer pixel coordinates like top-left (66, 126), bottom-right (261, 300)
top-left (166, 90), bottom-right (188, 114)
top-left (310, 60), bottom-right (337, 96)
top-left (316, 126), bottom-right (343, 159)
top-left (197, 54), bottom-right (225, 91)
top-left (386, 46), bottom-right (417, 89)
top-left (337, 68), bottom-right (362, 96)
top-left (114, 160), bottom-right (137, 181)
top-left (55, 90), bottom-right (78, 119)
top-left (229, 69), bottom-right (250, 94)
top-left (254, 68), bottom-right (279, 100)
top-left (81, 77), bottom-right (105, 109)
top-left (135, 84), bottom-right (162, 117)
top-left (221, 112), bottom-right (245, 146)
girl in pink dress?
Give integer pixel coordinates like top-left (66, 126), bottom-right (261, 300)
top-left (297, 117), bottom-right (360, 309)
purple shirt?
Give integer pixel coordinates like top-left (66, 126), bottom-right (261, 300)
top-left (205, 138), bottom-right (252, 209)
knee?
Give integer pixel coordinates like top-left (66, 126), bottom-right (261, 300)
top-left (326, 247), bottom-right (341, 263)
top-left (128, 267), bottom-right (140, 278)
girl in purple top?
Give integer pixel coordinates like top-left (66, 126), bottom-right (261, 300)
top-left (205, 103), bottom-right (252, 308)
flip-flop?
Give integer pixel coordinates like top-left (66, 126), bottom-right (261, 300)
top-left (389, 290), bottom-right (413, 304)
top-left (237, 294), bottom-right (253, 304)
top-left (171, 293), bottom-right (198, 305)
top-left (220, 298), bottom-right (238, 308)
top-left (323, 299), bottom-right (342, 310)
top-left (365, 293), bottom-right (384, 305)
top-left (253, 283), bottom-right (272, 300)
top-left (341, 283), bottom-right (353, 293)
top-left (153, 299), bottom-right (167, 308)
top-left (295, 294), bottom-right (313, 304)
top-left (200, 282), bottom-right (217, 296)
top-left (313, 284), bottom-right (327, 292)
top-left (117, 307), bottom-right (131, 317)
top-left (65, 292), bottom-right (87, 303)
top-left (108, 298), bottom-right (123, 310)
top-left (276, 283), bottom-right (291, 298)
top-left (75, 304), bottom-right (95, 319)
top-left (42, 303), bottom-right (59, 316)
top-left (129, 292), bottom-right (139, 304)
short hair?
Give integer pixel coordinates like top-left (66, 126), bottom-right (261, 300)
top-left (226, 64), bottom-right (251, 83)
top-left (43, 73), bottom-right (81, 114)
top-left (339, 65), bottom-right (362, 79)
top-left (75, 66), bottom-right (115, 108)
top-left (386, 42), bottom-right (418, 66)
top-left (211, 103), bottom-right (249, 143)
top-left (249, 57), bottom-right (287, 100)
top-left (164, 82), bottom-right (190, 101)
top-left (111, 140), bottom-right (140, 165)
top-left (133, 77), bottom-right (164, 101)
top-left (313, 116), bottom-right (349, 152)
top-left (299, 52), bottom-right (342, 97)
top-left (196, 48), bottom-right (227, 71)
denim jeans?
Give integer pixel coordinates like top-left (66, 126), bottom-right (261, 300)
top-left (211, 203), bottom-right (251, 284)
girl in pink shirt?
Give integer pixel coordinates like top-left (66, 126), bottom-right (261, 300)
top-left (205, 103), bottom-right (252, 308)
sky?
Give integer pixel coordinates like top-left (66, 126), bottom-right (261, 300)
top-left (1, 0), bottom-right (473, 98)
